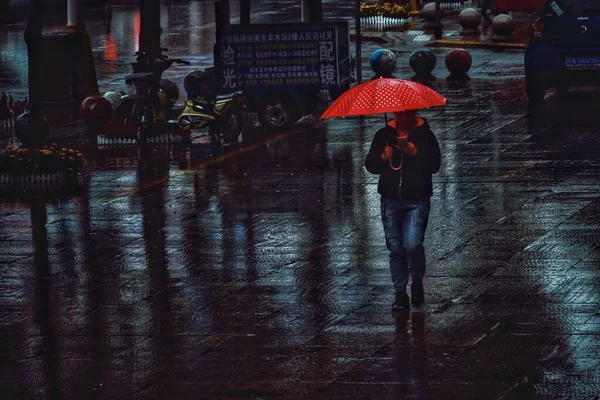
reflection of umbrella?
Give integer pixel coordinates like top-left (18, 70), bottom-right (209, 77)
top-left (320, 77), bottom-right (447, 119)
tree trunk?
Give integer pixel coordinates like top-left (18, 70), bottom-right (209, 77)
top-left (215, 0), bottom-right (230, 38)
top-left (308, 0), bottom-right (323, 22)
top-left (434, 0), bottom-right (443, 39)
top-left (23, 0), bottom-right (46, 148)
top-left (240, 0), bottom-right (251, 25)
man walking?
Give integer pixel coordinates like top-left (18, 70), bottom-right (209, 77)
top-left (365, 110), bottom-right (441, 311)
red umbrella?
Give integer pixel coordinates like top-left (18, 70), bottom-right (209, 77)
top-left (321, 77), bottom-right (447, 119)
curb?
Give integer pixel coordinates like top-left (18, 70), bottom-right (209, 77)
top-left (425, 39), bottom-right (527, 49)
top-left (354, 32), bottom-right (406, 44)
top-left (352, 33), bottom-right (392, 44)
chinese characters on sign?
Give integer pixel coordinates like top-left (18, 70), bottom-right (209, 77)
top-left (217, 27), bottom-right (339, 90)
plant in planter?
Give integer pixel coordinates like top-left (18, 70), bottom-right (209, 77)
top-left (360, 2), bottom-right (410, 18)
top-left (0, 143), bottom-right (85, 188)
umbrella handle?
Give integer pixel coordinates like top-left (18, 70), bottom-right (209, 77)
top-left (387, 132), bottom-right (402, 171)
top-left (389, 158), bottom-right (402, 171)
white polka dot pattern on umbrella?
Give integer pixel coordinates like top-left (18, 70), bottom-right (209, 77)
top-left (320, 77), bottom-right (447, 119)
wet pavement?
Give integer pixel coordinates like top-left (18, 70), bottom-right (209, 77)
top-left (2, 1), bottom-right (600, 400)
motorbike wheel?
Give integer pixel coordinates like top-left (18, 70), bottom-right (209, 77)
top-left (177, 115), bottom-right (195, 132)
top-left (209, 112), bottom-right (243, 145)
top-left (257, 94), bottom-right (298, 131)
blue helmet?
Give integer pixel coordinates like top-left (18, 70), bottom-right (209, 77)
top-left (369, 49), bottom-right (397, 77)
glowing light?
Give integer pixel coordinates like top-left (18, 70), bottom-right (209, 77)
top-left (104, 33), bottom-right (118, 75)
top-left (134, 10), bottom-right (140, 52)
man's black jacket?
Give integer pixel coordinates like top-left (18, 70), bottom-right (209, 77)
top-left (365, 118), bottom-right (441, 201)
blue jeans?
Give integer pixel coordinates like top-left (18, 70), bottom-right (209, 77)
top-left (380, 197), bottom-right (431, 294)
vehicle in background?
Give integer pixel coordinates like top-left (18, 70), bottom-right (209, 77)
top-left (481, 0), bottom-right (544, 24)
top-left (177, 91), bottom-right (245, 146)
top-left (525, 0), bottom-right (600, 103)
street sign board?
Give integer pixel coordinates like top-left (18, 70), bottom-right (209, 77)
top-left (215, 22), bottom-right (351, 92)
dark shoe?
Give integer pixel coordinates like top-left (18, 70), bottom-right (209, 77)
top-left (411, 281), bottom-right (425, 309)
top-left (392, 292), bottom-right (410, 311)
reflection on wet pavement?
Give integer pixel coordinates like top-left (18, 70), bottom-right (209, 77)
top-left (2, 78), bottom-right (600, 398)
top-left (2, 1), bottom-right (600, 399)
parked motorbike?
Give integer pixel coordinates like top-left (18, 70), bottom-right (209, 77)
top-left (112, 51), bottom-right (190, 142)
top-left (116, 51), bottom-right (246, 145)
top-left (178, 67), bottom-right (246, 145)
top-left (177, 91), bottom-right (245, 145)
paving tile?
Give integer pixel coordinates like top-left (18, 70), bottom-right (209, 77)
top-left (502, 382), bottom-right (600, 400)
top-left (408, 382), bottom-right (517, 400)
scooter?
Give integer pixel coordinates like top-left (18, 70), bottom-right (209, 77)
top-left (113, 51), bottom-right (190, 143)
top-left (135, 53), bottom-right (246, 145)
top-left (117, 51), bottom-right (245, 145)
top-left (177, 91), bottom-right (245, 145)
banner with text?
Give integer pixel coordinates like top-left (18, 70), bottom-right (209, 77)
top-left (216, 26), bottom-right (340, 91)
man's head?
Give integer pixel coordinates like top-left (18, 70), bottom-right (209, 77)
top-left (394, 109), bottom-right (418, 129)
